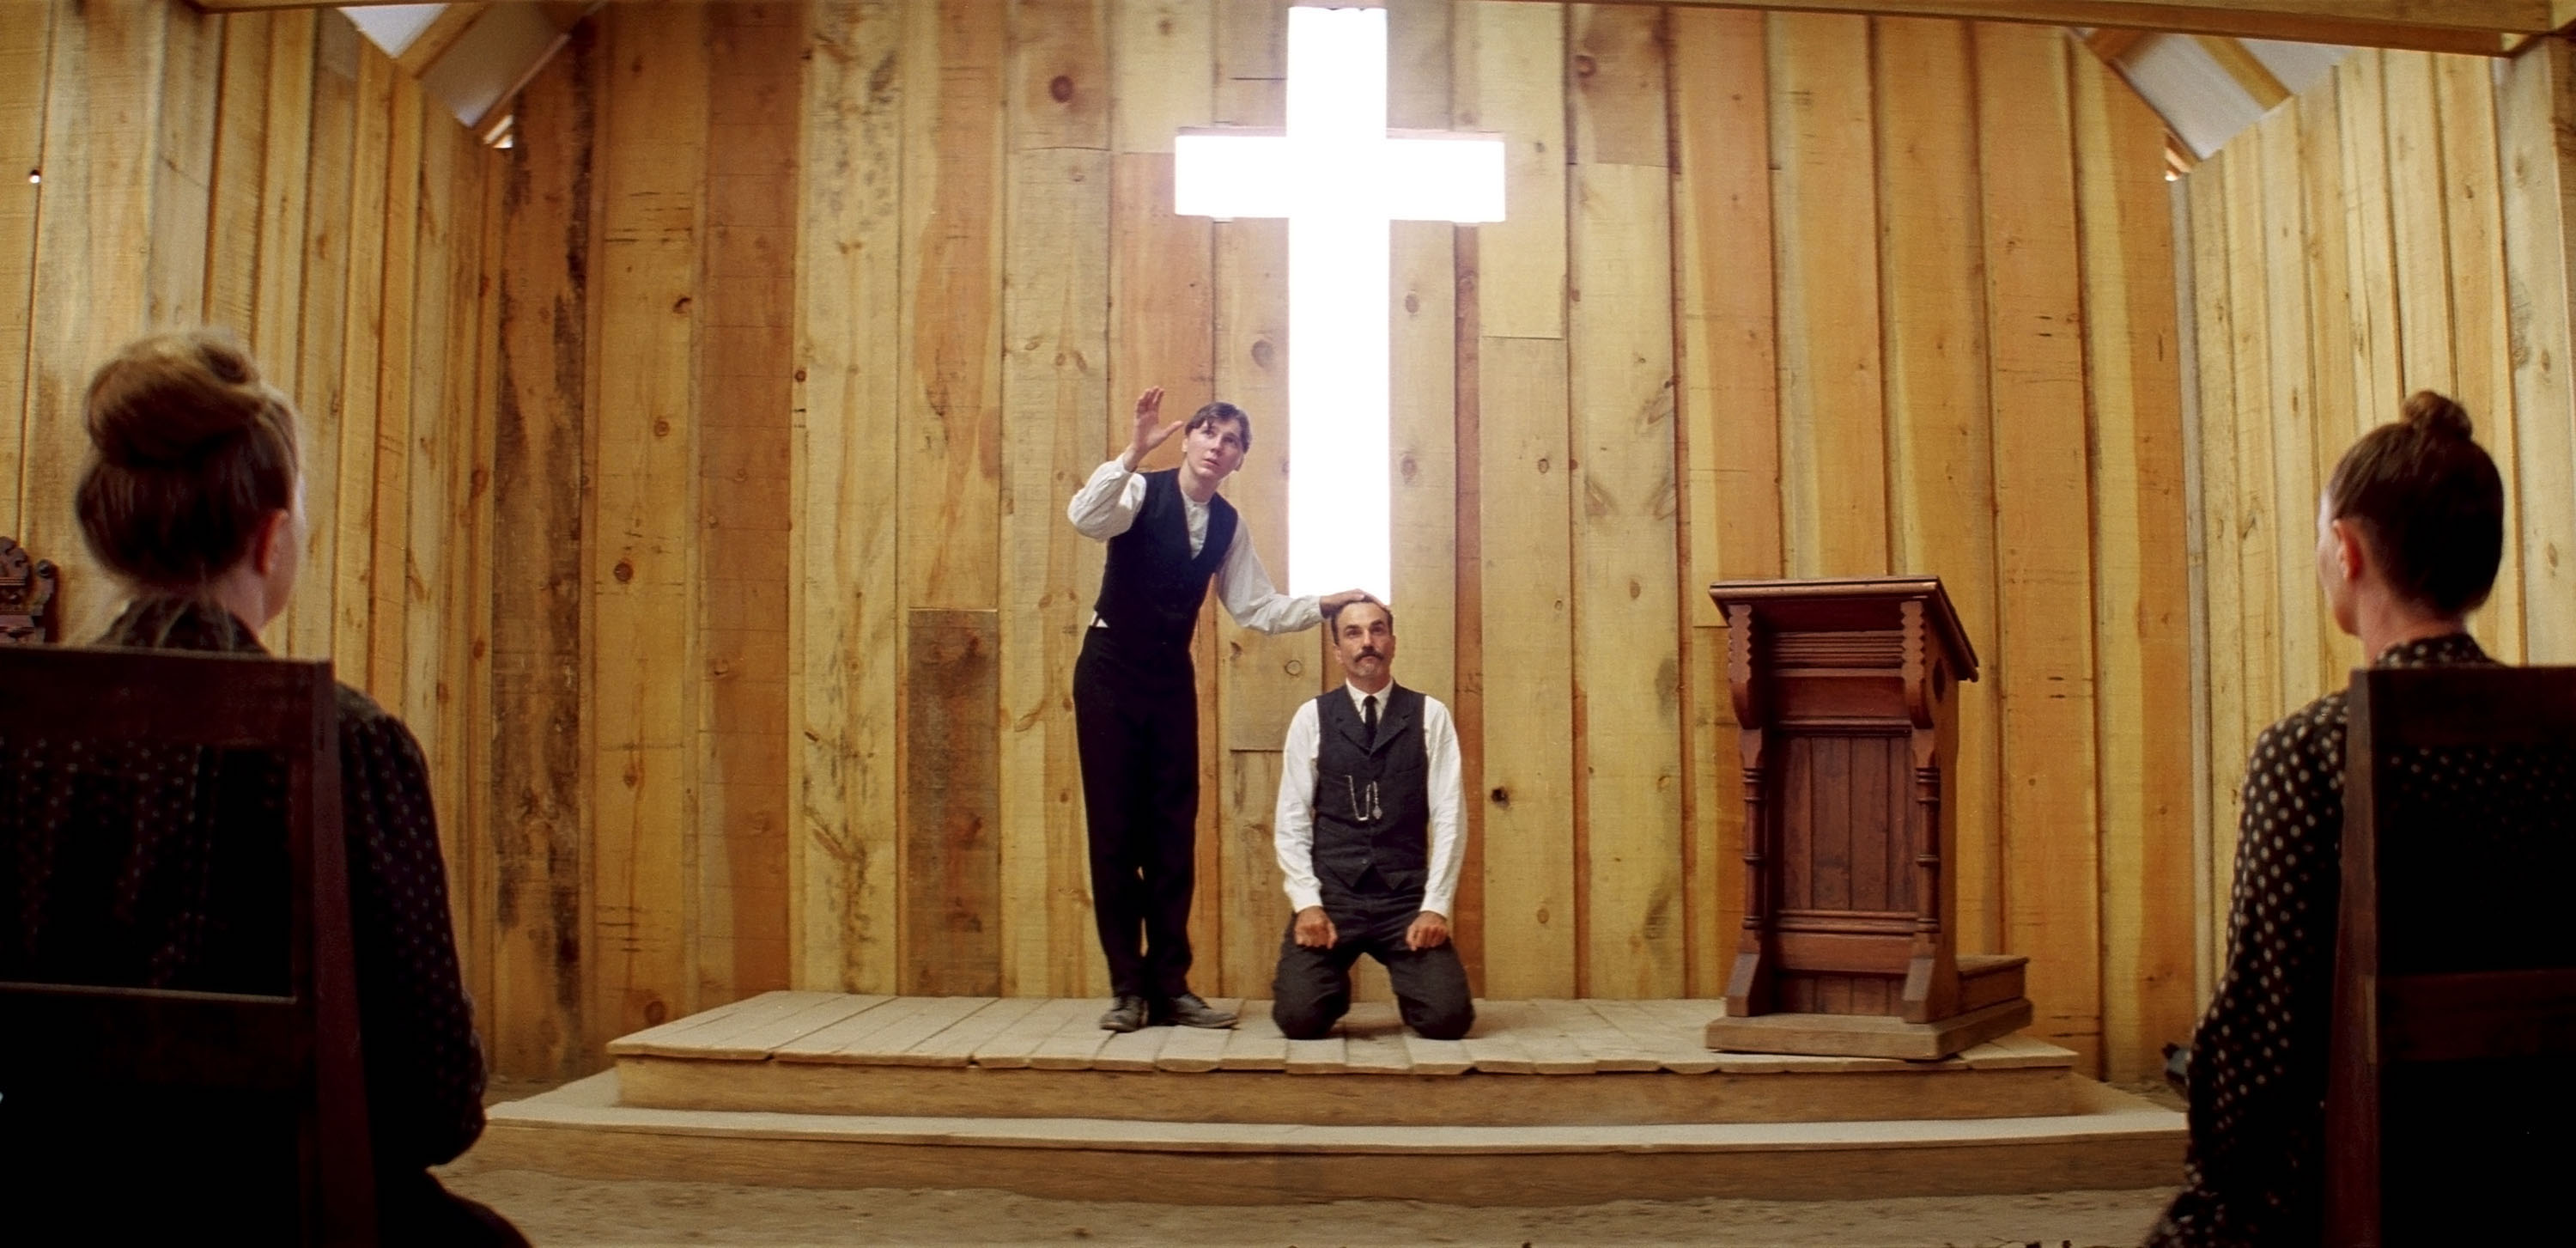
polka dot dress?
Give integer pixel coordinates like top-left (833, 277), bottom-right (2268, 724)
top-left (2148, 632), bottom-right (2493, 1247)
top-left (74, 596), bottom-right (490, 1172)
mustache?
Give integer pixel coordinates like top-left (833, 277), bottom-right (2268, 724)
top-left (1354, 648), bottom-right (1383, 660)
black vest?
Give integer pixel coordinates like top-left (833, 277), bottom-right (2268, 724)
top-left (1310, 684), bottom-right (1431, 899)
top-left (1093, 469), bottom-right (1238, 651)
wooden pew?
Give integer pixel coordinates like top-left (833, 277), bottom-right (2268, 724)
top-left (2328, 665), bottom-right (2576, 1245)
top-left (0, 645), bottom-right (374, 1244)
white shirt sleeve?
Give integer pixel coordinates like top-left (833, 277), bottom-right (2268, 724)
top-left (1066, 457), bottom-right (1148, 541)
top-left (1213, 522), bottom-right (1322, 635)
top-left (1273, 699), bottom-right (1324, 913)
top-left (1420, 695), bottom-right (1466, 920)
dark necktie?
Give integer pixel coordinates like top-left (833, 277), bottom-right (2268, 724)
top-left (1363, 694), bottom-right (1378, 741)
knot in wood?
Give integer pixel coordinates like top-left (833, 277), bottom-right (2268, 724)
top-left (1050, 75), bottom-right (1074, 103)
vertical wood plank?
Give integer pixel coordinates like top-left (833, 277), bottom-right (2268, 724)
top-left (1872, 15), bottom-right (2002, 954)
top-left (1568, 3), bottom-right (1680, 1000)
top-left (1388, 0), bottom-right (1455, 715)
top-left (2385, 51), bottom-right (2456, 393)
top-left (698, 0), bottom-right (799, 1011)
top-left (1770, 12), bottom-right (1886, 579)
top-left (2256, 107), bottom-right (2324, 704)
top-left (2222, 128), bottom-right (2282, 784)
top-left (282, 16), bottom-right (355, 661)
top-left (1975, 21), bottom-right (2100, 1072)
top-left (203, 10), bottom-right (269, 340)
top-left (249, 9), bottom-right (314, 401)
top-left (793, 0), bottom-right (902, 995)
top-left (20, 2), bottom-right (175, 639)
top-left (149, 5), bottom-right (218, 333)
top-left (487, 25), bottom-right (596, 1077)
top-left (2184, 158), bottom-right (2240, 998)
top-left (2435, 53), bottom-right (2524, 662)
top-left (2075, 47), bottom-right (2198, 1082)
top-left (0, 3), bottom-right (53, 542)
top-left (905, 609), bottom-right (1005, 994)
top-left (1456, 0), bottom-right (1573, 1000)
top-left (1670, 7), bottom-right (1776, 996)
top-left (588, 2), bottom-right (706, 1040)
top-left (1000, 0), bottom-right (1113, 998)
top-left (1457, 0), bottom-right (1564, 342)
top-left (457, 123), bottom-right (506, 1032)
top-left (904, 0), bottom-right (1007, 612)
top-left (2297, 79), bottom-right (2360, 691)
top-left (370, 67), bottom-right (423, 709)
top-left (2340, 50), bottom-right (2404, 445)
top-left (405, 100), bottom-right (467, 923)
top-left (2500, 40), bottom-right (2576, 666)
top-left (333, 36), bottom-right (392, 685)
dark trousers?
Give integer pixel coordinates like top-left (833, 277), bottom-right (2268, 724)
top-left (1272, 884), bottom-right (1474, 1041)
top-left (1072, 628), bottom-right (1199, 1000)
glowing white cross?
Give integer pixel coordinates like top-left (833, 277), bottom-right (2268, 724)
top-left (1174, 6), bottom-right (1504, 603)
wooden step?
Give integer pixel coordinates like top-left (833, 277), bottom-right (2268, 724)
top-left (473, 1073), bottom-right (2186, 1205)
top-left (1959, 953), bottom-right (2029, 1013)
top-left (606, 993), bottom-right (2084, 1124)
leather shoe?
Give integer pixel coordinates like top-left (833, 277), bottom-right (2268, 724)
top-left (1158, 992), bottom-right (1237, 1029)
top-left (1098, 995), bottom-right (1148, 1032)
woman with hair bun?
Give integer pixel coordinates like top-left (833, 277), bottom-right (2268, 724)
top-left (66, 330), bottom-right (523, 1245)
top-left (2149, 391), bottom-right (2506, 1246)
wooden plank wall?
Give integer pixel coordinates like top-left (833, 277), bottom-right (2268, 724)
top-left (779, 1), bottom-right (2191, 1079)
top-left (0, 3), bottom-right (508, 1056)
top-left (2178, 41), bottom-right (2576, 1017)
top-left (2, 2), bottom-right (2211, 1082)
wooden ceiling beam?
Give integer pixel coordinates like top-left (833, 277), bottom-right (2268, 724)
top-left (1484, 2), bottom-right (2545, 56)
top-left (2193, 34), bottom-right (2291, 110)
top-left (395, 3), bottom-right (488, 79)
top-left (186, 0), bottom-right (2547, 54)
top-left (2084, 28), bottom-right (2148, 62)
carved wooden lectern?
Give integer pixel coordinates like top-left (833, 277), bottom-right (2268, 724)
top-left (1704, 576), bottom-right (2032, 1060)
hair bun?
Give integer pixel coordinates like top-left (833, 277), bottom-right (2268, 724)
top-left (84, 332), bottom-right (275, 469)
top-left (2399, 389), bottom-right (2474, 441)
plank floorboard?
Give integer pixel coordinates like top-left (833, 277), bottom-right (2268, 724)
top-left (899, 997), bottom-right (1045, 1068)
top-left (701, 995), bottom-right (892, 1060)
top-left (1094, 1022), bottom-right (1176, 1073)
top-left (771, 997), bottom-right (930, 1062)
top-left (1028, 1001), bottom-right (1118, 1071)
top-left (1284, 1036), bottom-right (1346, 1074)
top-left (1153, 1000), bottom-right (1240, 1072)
top-left (840, 997), bottom-right (999, 1064)
top-left (1218, 1005), bottom-right (1291, 1072)
top-left (974, 997), bottom-right (1096, 1070)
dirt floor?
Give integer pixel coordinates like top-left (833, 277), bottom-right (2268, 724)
top-left (440, 1079), bottom-right (2182, 1247)
top-left (436, 1164), bottom-right (2175, 1248)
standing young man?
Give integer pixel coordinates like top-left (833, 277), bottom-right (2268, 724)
top-left (1066, 387), bottom-right (1364, 1032)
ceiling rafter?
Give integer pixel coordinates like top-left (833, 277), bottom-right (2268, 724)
top-left (2192, 34), bottom-right (2291, 111)
top-left (191, 1), bottom-right (2567, 55)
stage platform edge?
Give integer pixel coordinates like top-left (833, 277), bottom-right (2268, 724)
top-left (470, 993), bottom-right (2184, 1203)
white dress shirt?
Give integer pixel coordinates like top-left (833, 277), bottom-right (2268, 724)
top-left (1273, 681), bottom-right (1466, 919)
top-left (1065, 458), bottom-right (1320, 635)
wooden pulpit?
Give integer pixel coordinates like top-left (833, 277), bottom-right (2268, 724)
top-left (1703, 576), bottom-right (2032, 1060)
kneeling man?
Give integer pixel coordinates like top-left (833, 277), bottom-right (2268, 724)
top-left (1271, 597), bottom-right (1473, 1041)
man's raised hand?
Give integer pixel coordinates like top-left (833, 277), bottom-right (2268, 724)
top-left (1128, 386), bottom-right (1185, 461)
top-left (1293, 905), bottom-right (1338, 950)
top-left (1319, 589), bottom-right (1372, 613)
